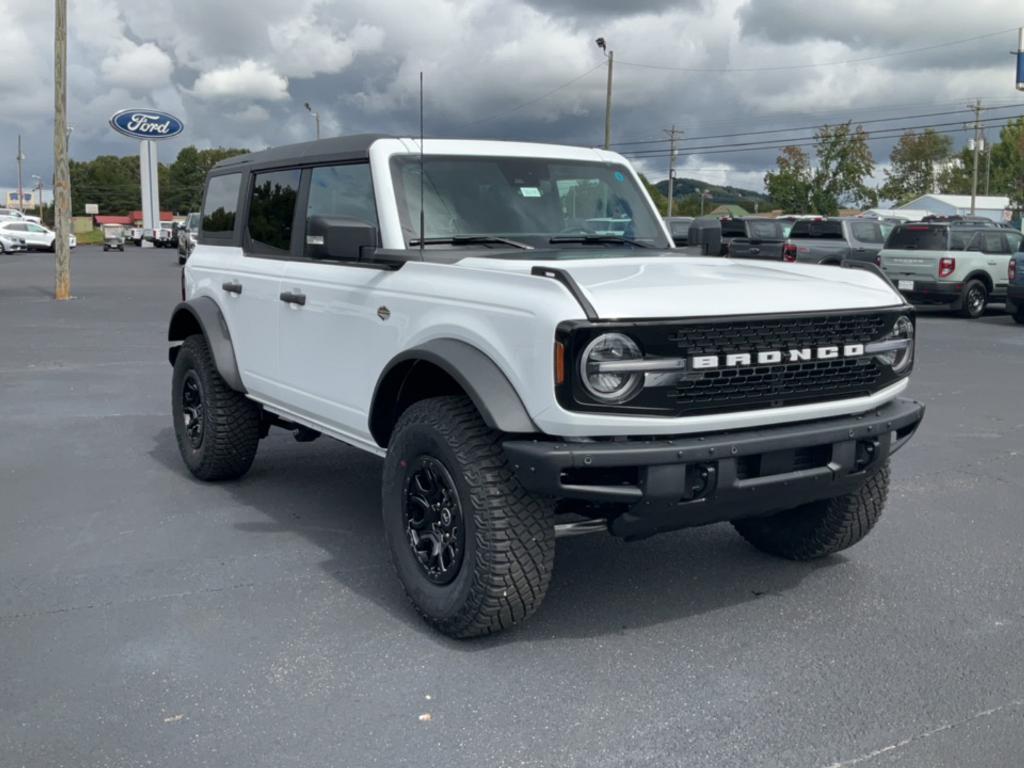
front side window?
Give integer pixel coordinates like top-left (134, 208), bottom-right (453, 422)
top-left (1008, 232), bottom-right (1023, 252)
top-left (202, 173), bottom-right (242, 234)
top-left (247, 169), bottom-right (301, 253)
top-left (305, 164), bottom-right (377, 257)
top-left (390, 155), bottom-right (670, 253)
top-left (980, 232), bottom-right (1007, 254)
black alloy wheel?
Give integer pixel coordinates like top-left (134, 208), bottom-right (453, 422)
top-left (180, 369), bottom-right (205, 449)
top-left (403, 456), bottom-right (465, 584)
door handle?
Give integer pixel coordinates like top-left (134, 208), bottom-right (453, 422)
top-left (279, 290), bottom-right (306, 306)
top-left (222, 280), bottom-right (243, 295)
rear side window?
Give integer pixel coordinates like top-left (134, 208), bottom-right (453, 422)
top-left (202, 174), bottom-right (242, 234)
top-left (850, 221), bottom-right (883, 243)
top-left (885, 225), bottom-right (948, 251)
top-left (746, 220), bottom-right (783, 239)
top-left (248, 169), bottom-right (301, 253)
top-left (790, 220), bottom-right (843, 239)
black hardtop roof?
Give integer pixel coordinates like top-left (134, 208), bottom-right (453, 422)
top-left (210, 133), bottom-right (392, 174)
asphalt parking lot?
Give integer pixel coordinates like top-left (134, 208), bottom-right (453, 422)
top-left (2, 245), bottom-right (1023, 768)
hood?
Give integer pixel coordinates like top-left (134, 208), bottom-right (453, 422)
top-left (457, 251), bottom-right (904, 319)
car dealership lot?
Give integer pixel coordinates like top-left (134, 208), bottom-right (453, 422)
top-left (2, 246), bottom-right (1023, 768)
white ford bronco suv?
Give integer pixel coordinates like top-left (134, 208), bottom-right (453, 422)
top-left (168, 135), bottom-right (925, 638)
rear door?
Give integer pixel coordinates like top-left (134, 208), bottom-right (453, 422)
top-left (846, 220), bottom-right (884, 263)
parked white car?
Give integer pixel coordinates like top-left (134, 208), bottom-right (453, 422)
top-left (0, 207), bottom-right (42, 224)
top-left (0, 230), bottom-right (27, 253)
top-left (168, 136), bottom-right (924, 638)
top-left (0, 220), bottom-right (76, 251)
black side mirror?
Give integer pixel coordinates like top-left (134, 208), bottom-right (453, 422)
top-left (307, 216), bottom-right (378, 261)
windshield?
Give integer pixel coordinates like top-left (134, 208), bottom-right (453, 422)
top-left (390, 155), bottom-right (670, 252)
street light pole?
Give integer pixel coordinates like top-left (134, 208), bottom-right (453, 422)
top-left (53, 0), bottom-right (71, 300)
top-left (16, 135), bottom-right (25, 213)
top-left (304, 102), bottom-right (320, 140)
top-left (969, 98), bottom-right (982, 215)
top-left (596, 38), bottom-right (613, 149)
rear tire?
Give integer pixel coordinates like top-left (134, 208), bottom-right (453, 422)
top-left (382, 396), bottom-right (555, 638)
top-left (1012, 306), bottom-right (1024, 325)
top-left (171, 334), bottom-right (261, 481)
top-left (732, 463), bottom-right (889, 560)
top-left (958, 279), bottom-right (987, 318)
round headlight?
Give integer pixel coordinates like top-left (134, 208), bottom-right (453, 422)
top-left (876, 315), bottom-right (914, 373)
top-left (581, 333), bottom-right (644, 403)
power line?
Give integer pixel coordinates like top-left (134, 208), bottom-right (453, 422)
top-left (622, 115), bottom-right (1023, 160)
top-left (615, 27), bottom-right (1018, 74)
top-left (625, 113), bottom-right (1022, 157)
top-left (613, 104), bottom-right (1023, 147)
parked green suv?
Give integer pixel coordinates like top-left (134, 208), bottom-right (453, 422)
top-left (880, 223), bottom-right (1023, 318)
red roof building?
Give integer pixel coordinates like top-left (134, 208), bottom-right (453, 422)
top-left (94, 215), bottom-right (132, 226)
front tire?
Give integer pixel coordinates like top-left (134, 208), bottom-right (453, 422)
top-left (382, 396), bottom-right (555, 638)
top-left (732, 463), bottom-right (889, 560)
top-left (958, 279), bottom-right (987, 318)
top-left (171, 335), bottom-right (261, 481)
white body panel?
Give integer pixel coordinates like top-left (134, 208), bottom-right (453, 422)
top-left (185, 138), bottom-right (912, 451)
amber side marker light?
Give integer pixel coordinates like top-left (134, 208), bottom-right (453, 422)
top-left (554, 341), bottom-right (566, 385)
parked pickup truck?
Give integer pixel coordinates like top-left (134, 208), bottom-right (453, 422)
top-left (722, 217), bottom-right (786, 260)
top-left (782, 217), bottom-right (885, 265)
top-left (879, 223), bottom-right (1022, 318)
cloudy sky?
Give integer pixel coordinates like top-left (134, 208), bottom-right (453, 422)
top-left (0, 0), bottom-right (1020, 195)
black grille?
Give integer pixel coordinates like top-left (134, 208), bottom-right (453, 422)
top-left (666, 313), bottom-right (891, 355)
top-left (665, 313), bottom-right (893, 416)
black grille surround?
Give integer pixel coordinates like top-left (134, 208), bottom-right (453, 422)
top-left (555, 308), bottom-right (912, 417)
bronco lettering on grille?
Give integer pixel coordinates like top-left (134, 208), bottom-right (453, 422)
top-left (689, 344), bottom-right (865, 370)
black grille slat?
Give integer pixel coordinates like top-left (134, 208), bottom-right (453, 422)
top-left (665, 313), bottom-right (892, 416)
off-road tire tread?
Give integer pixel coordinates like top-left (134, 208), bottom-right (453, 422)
top-left (384, 396), bottom-right (555, 638)
top-left (732, 463), bottom-right (889, 560)
top-left (174, 334), bottom-right (260, 481)
top-left (1012, 308), bottom-right (1024, 325)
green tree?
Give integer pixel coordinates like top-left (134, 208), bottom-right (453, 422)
top-left (640, 173), bottom-right (669, 215)
top-left (989, 117), bottom-right (1024, 211)
top-left (880, 129), bottom-right (953, 204)
top-left (809, 122), bottom-right (876, 214)
top-left (69, 154), bottom-right (142, 215)
top-left (764, 146), bottom-right (812, 212)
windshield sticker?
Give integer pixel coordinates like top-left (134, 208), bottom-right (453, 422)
top-left (614, 171), bottom-right (625, 182)
top-left (518, 187), bottom-right (542, 198)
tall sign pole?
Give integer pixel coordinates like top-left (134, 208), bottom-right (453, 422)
top-left (139, 140), bottom-right (160, 248)
top-left (16, 135), bottom-right (25, 213)
top-left (1016, 28), bottom-right (1024, 92)
top-left (53, 0), bottom-right (71, 300)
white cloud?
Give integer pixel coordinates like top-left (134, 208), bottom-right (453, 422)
top-left (268, 19), bottom-right (384, 78)
top-left (100, 43), bottom-right (174, 90)
top-left (192, 60), bottom-right (290, 101)
top-left (230, 105), bottom-right (271, 122)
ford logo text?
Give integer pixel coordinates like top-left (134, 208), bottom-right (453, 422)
top-left (109, 108), bottom-right (184, 140)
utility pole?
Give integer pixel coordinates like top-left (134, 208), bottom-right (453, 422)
top-left (596, 38), bottom-right (613, 149)
top-left (53, 0), bottom-right (71, 300)
top-left (663, 125), bottom-right (683, 218)
top-left (16, 135), bottom-right (25, 213)
top-left (969, 98), bottom-right (982, 215)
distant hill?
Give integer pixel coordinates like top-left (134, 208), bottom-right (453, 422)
top-left (654, 177), bottom-right (772, 215)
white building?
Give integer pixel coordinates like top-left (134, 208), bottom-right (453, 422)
top-left (896, 194), bottom-right (1011, 224)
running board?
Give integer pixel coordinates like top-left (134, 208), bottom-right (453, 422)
top-left (554, 519), bottom-right (609, 538)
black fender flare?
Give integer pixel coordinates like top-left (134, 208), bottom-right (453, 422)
top-left (167, 297), bottom-right (245, 393)
top-left (369, 339), bottom-right (537, 446)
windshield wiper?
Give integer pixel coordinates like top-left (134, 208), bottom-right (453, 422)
top-left (408, 235), bottom-right (533, 250)
top-left (548, 235), bottom-right (651, 248)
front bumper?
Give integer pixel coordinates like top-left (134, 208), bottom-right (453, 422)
top-left (504, 397), bottom-right (924, 539)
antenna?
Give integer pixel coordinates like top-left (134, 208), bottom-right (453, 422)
top-left (418, 71), bottom-right (425, 259)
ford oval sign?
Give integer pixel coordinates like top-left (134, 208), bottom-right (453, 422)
top-left (109, 109), bottom-right (184, 140)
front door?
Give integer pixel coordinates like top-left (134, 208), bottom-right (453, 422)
top-left (276, 162), bottom-right (391, 446)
